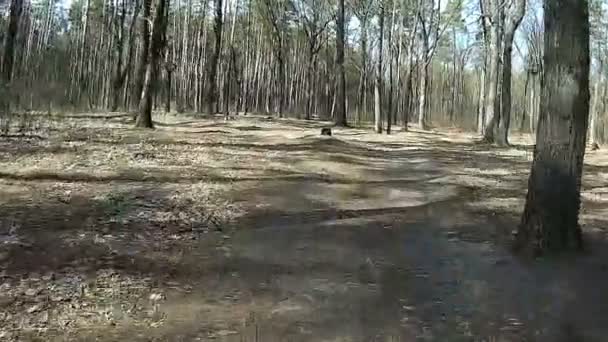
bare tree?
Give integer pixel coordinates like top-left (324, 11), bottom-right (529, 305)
top-left (481, 0), bottom-right (526, 145)
top-left (416, 0), bottom-right (452, 130)
top-left (374, 1), bottom-right (385, 133)
top-left (2, 0), bottom-right (23, 85)
top-left (133, 0), bottom-right (152, 110)
top-left (293, 0), bottom-right (333, 120)
top-left (207, 0), bottom-right (223, 114)
top-left (136, 0), bottom-right (169, 128)
top-left (350, 0), bottom-right (373, 124)
top-left (335, 0), bottom-right (347, 126)
top-left (496, 0), bottom-right (526, 145)
top-left (516, 0), bottom-right (590, 254)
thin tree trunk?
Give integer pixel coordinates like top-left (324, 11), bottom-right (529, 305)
top-left (2, 0), bottom-right (23, 85)
top-left (483, 15), bottom-right (500, 142)
top-left (529, 74), bottom-right (537, 133)
top-left (418, 62), bottom-right (430, 130)
top-left (387, 0), bottom-right (396, 135)
top-left (374, 3), bottom-right (384, 134)
top-left (520, 69), bottom-right (530, 132)
top-left (496, 0), bottom-right (526, 146)
top-left (590, 63), bottom-right (603, 149)
top-left (133, 0), bottom-right (152, 110)
top-left (334, 0), bottom-right (347, 126)
top-left (207, 0), bottom-right (223, 114)
top-left (450, 27), bottom-right (458, 124)
top-left (165, 62), bottom-right (173, 112)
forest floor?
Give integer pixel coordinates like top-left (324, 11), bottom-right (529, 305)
top-left (1, 112), bottom-right (608, 341)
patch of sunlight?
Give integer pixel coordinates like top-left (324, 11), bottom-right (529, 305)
top-left (462, 167), bottom-right (513, 176)
top-left (429, 174), bottom-right (521, 190)
top-left (582, 188), bottom-right (608, 203)
top-left (304, 183), bottom-right (459, 212)
top-left (295, 159), bottom-right (367, 179)
top-left (466, 197), bottom-right (524, 213)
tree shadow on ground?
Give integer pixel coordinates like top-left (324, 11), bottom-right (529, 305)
top-left (1, 116), bottom-right (608, 340)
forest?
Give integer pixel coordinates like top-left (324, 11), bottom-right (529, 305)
top-left (1, 0), bottom-right (608, 340)
top-left (2, 0), bottom-right (602, 139)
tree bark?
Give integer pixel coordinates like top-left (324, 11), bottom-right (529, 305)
top-left (206, 0), bottom-right (223, 114)
top-left (590, 61), bottom-right (603, 149)
top-left (374, 3), bottom-right (384, 134)
top-left (477, 63), bottom-right (487, 134)
top-left (2, 0), bottom-right (23, 85)
top-left (496, 0), bottom-right (526, 146)
top-left (136, 0), bottom-right (169, 128)
top-left (165, 62), bottom-right (174, 113)
top-left (418, 62), bottom-right (430, 130)
top-left (111, 0), bottom-right (129, 111)
top-left (517, 0), bottom-right (590, 255)
top-left (133, 0), bottom-right (152, 111)
top-left (529, 73), bottom-right (537, 133)
top-left (334, 0), bottom-right (347, 126)
top-left (387, 0), bottom-right (397, 135)
top-left (482, 0), bottom-right (501, 142)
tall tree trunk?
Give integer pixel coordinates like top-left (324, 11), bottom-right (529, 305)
top-left (111, 0), bottom-right (128, 111)
top-left (277, 52), bottom-right (285, 117)
top-left (357, 17), bottom-right (368, 125)
top-left (496, 38), bottom-right (513, 146)
top-left (483, 14), bottom-right (501, 142)
top-left (374, 3), bottom-right (384, 134)
top-left (2, 0), bottom-right (23, 85)
top-left (450, 27), bottom-right (458, 124)
top-left (418, 62), bottom-right (430, 130)
top-left (477, 0), bottom-right (489, 134)
top-left (478, 63), bottom-right (487, 134)
top-left (517, 0), bottom-right (590, 254)
top-left (529, 73), bottom-right (537, 133)
top-left (496, 0), bottom-right (526, 146)
top-left (520, 69), bottom-right (530, 132)
top-left (334, 0), bottom-right (347, 126)
top-left (590, 61), bottom-right (603, 149)
top-left (207, 0), bottom-right (223, 113)
top-left (305, 47), bottom-right (314, 120)
top-left (387, 0), bottom-right (396, 135)
top-left (165, 61), bottom-right (174, 112)
top-left (133, 0), bottom-right (152, 110)
top-left (136, 0), bottom-right (169, 128)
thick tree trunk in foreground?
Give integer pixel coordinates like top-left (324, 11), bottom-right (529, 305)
top-left (334, 0), bottom-right (347, 127)
top-left (136, 0), bottom-right (168, 128)
top-left (517, 0), bottom-right (590, 254)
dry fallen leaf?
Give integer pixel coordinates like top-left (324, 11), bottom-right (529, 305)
top-left (25, 288), bottom-right (39, 296)
top-left (27, 304), bottom-right (42, 313)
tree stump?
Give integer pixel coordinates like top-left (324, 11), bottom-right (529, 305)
top-left (321, 128), bottom-right (332, 136)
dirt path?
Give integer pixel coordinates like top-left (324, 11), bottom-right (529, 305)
top-left (1, 114), bottom-right (608, 341)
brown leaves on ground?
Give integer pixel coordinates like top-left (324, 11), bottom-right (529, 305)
top-left (1, 112), bottom-right (608, 340)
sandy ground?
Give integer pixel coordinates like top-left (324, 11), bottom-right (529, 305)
top-left (1, 112), bottom-right (608, 341)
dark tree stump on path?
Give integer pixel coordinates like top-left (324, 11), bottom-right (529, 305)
top-left (321, 128), bottom-right (332, 136)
